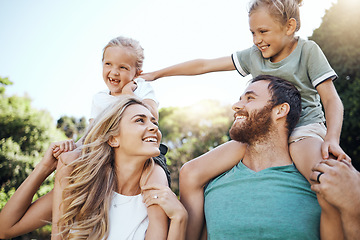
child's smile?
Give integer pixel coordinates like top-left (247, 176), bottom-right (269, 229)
top-left (102, 46), bottom-right (138, 96)
top-left (249, 7), bottom-right (297, 63)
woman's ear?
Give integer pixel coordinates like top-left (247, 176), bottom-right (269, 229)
top-left (107, 136), bottom-right (120, 148)
top-left (274, 103), bottom-right (290, 120)
top-left (286, 18), bottom-right (297, 35)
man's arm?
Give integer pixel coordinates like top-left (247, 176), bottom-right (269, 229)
top-left (311, 159), bottom-right (360, 240)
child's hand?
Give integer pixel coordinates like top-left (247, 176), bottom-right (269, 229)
top-left (122, 80), bottom-right (138, 95)
top-left (140, 72), bottom-right (156, 81)
top-left (52, 139), bottom-right (76, 160)
top-left (321, 139), bottom-right (351, 162)
top-left (142, 184), bottom-right (187, 221)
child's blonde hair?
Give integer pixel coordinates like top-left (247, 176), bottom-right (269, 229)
top-left (58, 96), bottom-right (154, 240)
top-left (102, 36), bottom-right (145, 72)
top-left (249, 0), bottom-right (303, 32)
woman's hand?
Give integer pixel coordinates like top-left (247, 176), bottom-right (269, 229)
top-left (142, 184), bottom-right (188, 240)
top-left (142, 184), bottom-right (187, 221)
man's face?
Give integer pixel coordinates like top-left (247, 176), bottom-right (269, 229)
top-left (229, 81), bottom-right (274, 144)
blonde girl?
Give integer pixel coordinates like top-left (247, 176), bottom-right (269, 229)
top-left (52, 96), bottom-right (187, 240)
top-left (142, 0), bottom-right (348, 239)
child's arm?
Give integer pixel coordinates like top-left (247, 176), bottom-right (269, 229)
top-left (179, 140), bottom-right (246, 239)
top-left (143, 164), bottom-right (169, 239)
top-left (142, 184), bottom-right (188, 240)
top-left (316, 79), bottom-right (350, 161)
top-left (0, 141), bottom-right (71, 239)
top-left (141, 56), bottom-right (235, 81)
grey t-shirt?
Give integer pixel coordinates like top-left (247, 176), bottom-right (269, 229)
top-left (232, 38), bottom-right (337, 127)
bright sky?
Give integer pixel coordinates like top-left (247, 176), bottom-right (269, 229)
top-left (0, 0), bottom-right (337, 121)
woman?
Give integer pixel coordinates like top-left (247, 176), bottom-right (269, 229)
top-left (52, 96), bottom-right (187, 240)
top-left (0, 96), bottom-right (187, 240)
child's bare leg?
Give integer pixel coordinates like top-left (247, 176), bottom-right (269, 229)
top-left (179, 163), bottom-right (206, 240)
top-left (290, 137), bottom-right (344, 240)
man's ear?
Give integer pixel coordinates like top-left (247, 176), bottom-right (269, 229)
top-left (107, 136), bottom-right (120, 148)
top-left (274, 103), bottom-right (290, 120)
top-left (286, 18), bottom-right (297, 35)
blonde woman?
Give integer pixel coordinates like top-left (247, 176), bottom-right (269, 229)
top-left (51, 96), bottom-right (187, 240)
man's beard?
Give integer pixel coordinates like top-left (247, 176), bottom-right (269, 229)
top-left (229, 104), bottom-right (273, 145)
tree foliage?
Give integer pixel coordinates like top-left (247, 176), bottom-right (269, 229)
top-left (159, 100), bottom-right (233, 193)
top-left (57, 115), bottom-right (87, 140)
top-left (310, 0), bottom-right (360, 169)
top-left (0, 77), bottom-right (66, 195)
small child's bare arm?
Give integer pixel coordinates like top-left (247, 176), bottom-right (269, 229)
top-left (141, 56), bottom-right (235, 81)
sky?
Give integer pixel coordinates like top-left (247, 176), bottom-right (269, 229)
top-left (0, 0), bottom-right (337, 122)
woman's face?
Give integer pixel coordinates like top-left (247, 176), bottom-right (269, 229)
top-left (111, 104), bottom-right (161, 159)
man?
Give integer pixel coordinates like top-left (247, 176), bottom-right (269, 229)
top-left (180, 75), bottom-right (327, 239)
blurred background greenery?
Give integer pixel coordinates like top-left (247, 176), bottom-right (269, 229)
top-left (1, 0), bottom-right (359, 238)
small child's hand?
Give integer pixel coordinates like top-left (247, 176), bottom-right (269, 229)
top-left (122, 80), bottom-right (138, 95)
top-left (140, 72), bottom-right (156, 81)
top-left (52, 139), bottom-right (76, 159)
top-left (321, 139), bottom-right (351, 162)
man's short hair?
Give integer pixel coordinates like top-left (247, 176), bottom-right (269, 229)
top-left (251, 75), bottom-right (301, 137)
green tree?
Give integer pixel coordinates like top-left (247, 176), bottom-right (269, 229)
top-left (0, 76), bottom-right (66, 198)
top-left (57, 116), bottom-right (87, 140)
top-left (310, 0), bottom-right (360, 169)
top-left (159, 100), bottom-right (233, 193)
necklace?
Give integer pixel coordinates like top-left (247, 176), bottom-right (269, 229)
top-left (112, 186), bottom-right (140, 208)
top-left (113, 194), bottom-right (136, 208)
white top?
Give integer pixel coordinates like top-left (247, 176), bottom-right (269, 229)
top-left (90, 78), bottom-right (158, 119)
top-left (107, 192), bottom-right (149, 240)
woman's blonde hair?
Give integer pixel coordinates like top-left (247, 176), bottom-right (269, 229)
top-left (249, 0), bottom-right (303, 32)
top-left (58, 96), bottom-right (154, 240)
top-left (102, 36), bottom-right (145, 72)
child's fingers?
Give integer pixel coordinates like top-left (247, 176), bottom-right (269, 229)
top-left (320, 142), bottom-right (330, 159)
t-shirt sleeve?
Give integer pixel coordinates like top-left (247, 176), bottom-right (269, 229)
top-left (231, 47), bottom-right (254, 77)
top-left (134, 78), bottom-right (159, 105)
top-left (90, 90), bottom-right (116, 119)
top-left (306, 41), bottom-right (337, 88)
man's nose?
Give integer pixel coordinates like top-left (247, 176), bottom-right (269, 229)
top-left (232, 100), bottom-right (244, 112)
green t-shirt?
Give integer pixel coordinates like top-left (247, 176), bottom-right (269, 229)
top-left (204, 162), bottom-right (321, 239)
top-left (232, 38), bottom-right (337, 127)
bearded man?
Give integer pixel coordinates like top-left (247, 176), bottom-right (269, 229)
top-left (180, 75), bottom-right (322, 239)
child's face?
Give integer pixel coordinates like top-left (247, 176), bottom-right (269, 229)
top-left (249, 7), bottom-right (294, 63)
top-left (102, 46), bottom-right (139, 96)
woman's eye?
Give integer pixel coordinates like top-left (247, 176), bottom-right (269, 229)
top-left (247, 96), bottom-right (254, 101)
top-left (152, 121), bottom-right (159, 127)
top-left (136, 118), bottom-right (144, 123)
